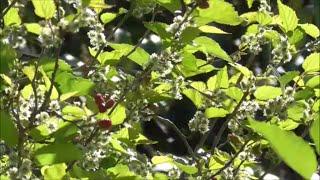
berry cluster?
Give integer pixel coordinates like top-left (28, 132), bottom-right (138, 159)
top-left (94, 93), bottom-right (115, 113)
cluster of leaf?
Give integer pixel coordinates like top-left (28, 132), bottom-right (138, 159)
top-left (0, 0), bottom-right (319, 179)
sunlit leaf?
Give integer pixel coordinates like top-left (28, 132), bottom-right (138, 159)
top-left (277, 0), bottom-right (298, 32)
top-left (254, 86), bottom-right (282, 100)
top-left (249, 119), bottom-right (317, 179)
top-left (302, 53), bottom-right (320, 72)
top-left (32, 0), bottom-right (56, 19)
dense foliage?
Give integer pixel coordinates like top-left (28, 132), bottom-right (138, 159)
top-left (0, 0), bottom-right (319, 179)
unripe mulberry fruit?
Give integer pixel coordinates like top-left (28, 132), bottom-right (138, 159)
top-left (105, 99), bottom-right (115, 109)
top-left (95, 93), bottom-right (105, 105)
top-left (97, 103), bottom-right (108, 113)
top-left (97, 119), bottom-right (112, 130)
top-left (197, 0), bottom-right (209, 9)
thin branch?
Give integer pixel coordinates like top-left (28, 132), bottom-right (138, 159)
top-left (211, 89), bottom-right (250, 149)
top-left (211, 140), bottom-right (252, 178)
top-left (153, 115), bottom-right (196, 158)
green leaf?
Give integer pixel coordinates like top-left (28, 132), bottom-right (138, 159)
top-left (24, 23), bottom-right (42, 35)
top-left (306, 75), bottom-right (320, 88)
top-left (39, 67), bottom-right (59, 100)
top-left (0, 43), bottom-right (16, 74)
top-left (288, 27), bottom-right (305, 45)
top-left (174, 162), bottom-right (198, 174)
top-left (156, 0), bottom-right (181, 13)
top-left (178, 53), bottom-right (215, 77)
top-left (299, 23), bottom-right (320, 38)
top-left (55, 72), bottom-right (95, 96)
top-left (62, 105), bottom-right (86, 119)
top-left (110, 104), bottom-right (126, 125)
top-left (180, 27), bottom-right (201, 44)
top-left (277, 119), bottom-right (299, 130)
top-left (277, 0), bottom-right (298, 32)
top-left (22, 66), bottom-right (35, 80)
top-left (32, 0), bottom-right (56, 19)
top-left (100, 12), bottom-right (117, 24)
top-left (254, 86), bottom-right (282, 100)
top-left (0, 111), bottom-right (18, 147)
top-left (249, 119), bottom-right (317, 179)
top-left (224, 87), bottom-right (243, 102)
top-left (256, 12), bottom-right (273, 25)
top-left (310, 113), bottom-right (320, 154)
top-left (205, 107), bottom-right (229, 118)
top-left (144, 22), bottom-right (171, 40)
top-left (313, 99), bottom-right (319, 112)
top-left (279, 71), bottom-right (300, 86)
top-left (34, 142), bottom-right (83, 166)
top-left (287, 101), bottom-right (306, 121)
top-left (88, 0), bottom-right (109, 13)
top-left (230, 63), bottom-right (252, 77)
top-left (198, 25), bottom-right (230, 34)
top-left (40, 58), bottom-right (72, 72)
top-left (294, 88), bottom-right (315, 100)
top-left (109, 43), bottom-right (150, 68)
top-left (151, 156), bottom-right (173, 164)
top-left (4, 8), bottom-right (21, 26)
top-left (302, 53), bottom-right (320, 72)
top-left (154, 173), bottom-right (168, 180)
top-left (246, 0), bottom-right (254, 8)
top-left (41, 163), bottom-right (67, 180)
top-left (207, 66), bottom-right (229, 91)
top-left (190, 36), bottom-right (231, 62)
top-left (106, 164), bottom-right (136, 178)
top-left (194, 0), bottom-right (242, 26)
top-left (183, 81), bottom-right (206, 108)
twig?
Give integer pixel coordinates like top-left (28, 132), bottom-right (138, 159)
top-left (211, 89), bottom-right (250, 149)
top-left (211, 140), bottom-right (252, 178)
top-left (38, 0), bottom-right (63, 114)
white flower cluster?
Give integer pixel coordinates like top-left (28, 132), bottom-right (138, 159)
top-left (87, 23), bottom-right (106, 50)
top-left (125, 148), bottom-right (153, 176)
top-left (167, 166), bottom-right (181, 179)
top-left (271, 36), bottom-right (292, 65)
top-left (132, 0), bottom-right (156, 18)
top-left (188, 111), bottom-right (209, 134)
top-left (170, 76), bottom-right (185, 100)
top-left (64, 0), bottom-right (82, 8)
top-left (1, 26), bottom-right (27, 49)
top-left (236, 100), bottom-right (260, 121)
top-left (203, 89), bottom-right (226, 108)
top-left (228, 100), bottom-right (259, 135)
top-left (7, 159), bottom-right (33, 180)
top-left (90, 65), bottom-right (110, 82)
top-left (259, 0), bottom-right (272, 13)
top-left (166, 14), bottom-right (195, 39)
top-left (58, 7), bottom-right (96, 33)
top-left (128, 99), bottom-right (154, 122)
top-left (149, 50), bottom-right (183, 79)
top-left (263, 87), bottom-right (295, 121)
top-left (38, 22), bottom-right (61, 48)
top-left (240, 26), bottom-right (269, 55)
top-left (150, 53), bottom-right (174, 77)
top-left (305, 39), bottom-right (320, 52)
top-left (80, 131), bottom-right (110, 171)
